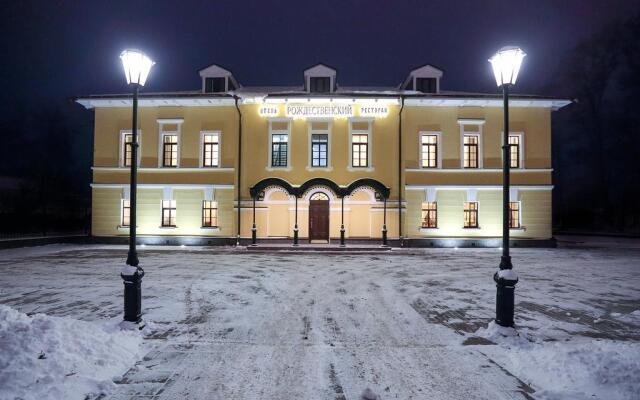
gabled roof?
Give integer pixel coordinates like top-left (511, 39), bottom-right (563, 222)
top-left (198, 63), bottom-right (233, 77)
top-left (303, 63), bottom-right (337, 76)
top-left (401, 63), bottom-right (444, 89)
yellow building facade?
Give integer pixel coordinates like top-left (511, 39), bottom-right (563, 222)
top-left (77, 63), bottom-right (569, 246)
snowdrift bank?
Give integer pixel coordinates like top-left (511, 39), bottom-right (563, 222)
top-left (0, 305), bottom-right (142, 400)
top-left (476, 322), bottom-right (640, 400)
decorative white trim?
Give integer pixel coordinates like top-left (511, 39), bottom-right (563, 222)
top-left (405, 185), bottom-right (554, 191)
top-left (76, 96), bottom-right (570, 110)
top-left (405, 168), bottom-right (552, 173)
top-left (459, 122), bottom-right (483, 169)
top-left (348, 118), bottom-right (373, 169)
top-left (156, 118), bottom-right (184, 125)
top-left (267, 118), bottom-right (291, 169)
top-left (92, 167), bottom-right (234, 172)
top-left (119, 130), bottom-right (141, 167)
top-left (199, 131), bottom-right (222, 168)
top-left (302, 186), bottom-right (338, 201)
top-left (91, 183), bottom-right (234, 190)
top-left (307, 120), bottom-right (332, 170)
top-left (418, 131), bottom-right (442, 169)
top-left (457, 118), bottom-right (486, 125)
top-left (158, 121), bottom-right (181, 168)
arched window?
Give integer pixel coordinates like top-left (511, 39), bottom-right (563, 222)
top-left (310, 192), bottom-right (329, 201)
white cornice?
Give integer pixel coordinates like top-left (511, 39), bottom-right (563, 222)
top-left (77, 98), bottom-right (236, 109)
top-left (90, 183), bottom-right (234, 189)
top-left (92, 167), bottom-right (235, 172)
top-left (405, 185), bottom-right (554, 191)
top-left (405, 168), bottom-right (553, 173)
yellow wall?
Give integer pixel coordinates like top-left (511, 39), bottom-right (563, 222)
top-left (90, 102), bottom-right (553, 240)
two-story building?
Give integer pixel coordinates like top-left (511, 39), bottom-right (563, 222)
top-left (76, 62), bottom-right (569, 246)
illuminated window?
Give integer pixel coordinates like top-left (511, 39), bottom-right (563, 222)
top-left (310, 192), bottom-right (329, 201)
top-left (202, 201), bottom-right (218, 227)
top-left (202, 133), bottom-right (219, 167)
top-left (463, 135), bottom-right (479, 168)
top-left (271, 133), bottom-right (288, 167)
top-left (121, 200), bottom-right (130, 227)
top-left (509, 202), bottom-right (521, 228)
top-left (421, 134), bottom-right (438, 168)
top-left (123, 133), bottom-right (133, 167)
top-left (421, 202), bottom-right (437, 228)
top-left (509, 135), bottom-right (520, 168)
top-left (311, 134), bottom-right (328, 167)
top-left (352, 134), bottom-right (369, 167)
top-left (161, 200), bottom-right (176, 227)
top-left (162, 135), bottom-right (178, 167)
top-left (464, 202), bottom-right (479, 228)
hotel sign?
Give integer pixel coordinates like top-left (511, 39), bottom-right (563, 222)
top-left (286, 103), bottom-right (354, 118)
top-left (259, 103), bottom-right (390, 118)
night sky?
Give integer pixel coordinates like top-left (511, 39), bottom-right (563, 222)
top-left (2, 0), bottom-right (639, 110)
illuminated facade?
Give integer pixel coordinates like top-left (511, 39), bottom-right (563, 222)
top-left (76, 63), bottom-right (570, 246)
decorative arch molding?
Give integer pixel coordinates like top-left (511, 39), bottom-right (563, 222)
top-left (348, 186), bottom-right (377, 202)
top-left (301, 186), bottom-right (338, 201)
top-left (298, 178), bottom-right (342, 199)
top-left (344, 178), bottom-right (390, 199)
top-left (263, 186), bottom-right (293, 201)
top-left (250, 177), bottom-right (295, 199)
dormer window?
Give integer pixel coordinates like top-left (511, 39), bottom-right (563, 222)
top-left (304, 63), bottom-right (337, 93)
top-left (401, 64), bottom-right (443, 94)
top-left (205, 77), bottom-right (226, 93)
top-left (416, 78), bottom-right (437, 93)
top-left (199, 64), bottom-right (240, 94)
top-left (310, 77), bottom-right (330, 93)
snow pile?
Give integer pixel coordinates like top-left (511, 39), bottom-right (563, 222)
top-left (475, 324), bottom-right (640, 400)
top-left (0, 305), bottom-right (143, 400)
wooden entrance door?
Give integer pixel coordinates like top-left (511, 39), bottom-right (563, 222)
top-left (309, 193), bottom-right (330, 241)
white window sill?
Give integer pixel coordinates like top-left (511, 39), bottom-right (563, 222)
top-left (419, 227), bottom-right (438, 232)
top-left (201, 226), bottom-right (221, 231)
top-left (463, 226), bottom-right (481, 229)
top-left (159, 226), bottom-right (178, 229)
top-left (117, 226), bottom-right (130, 231)
top-left (266, 166), bottom-right (292, 171)
top-left (510, 227), bottom-right (526, 231)
top-left (306, 166), bottom-right (333, 172)
top-left (347, 166), bottom-right (374, 172)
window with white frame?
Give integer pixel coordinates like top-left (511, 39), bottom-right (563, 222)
top-left (161, 200), bottom-right (176, 227)
top-left (202, 200), bottom-right (218, 227)
top-left (162, 134), bottom-right (178, 167)
top-left (509, 201), bottom-right (521, 228)
top-left (508, 133), bottom-right (524, 169)
top-left (269, 120), bottom-right (290, 168)
top-left (420, 134), bottom-right (438, 168)
top-left (463, 201), bottom-right (479, 228)
top-left (350, 120), bottom-right (371, 168)
top-left (421, 202), bottom-right (437, 228)
top-left (121, 199), bottom-right (130, 227)
top-left (308, 121), bottom-right (330, 168)
top-left (120, 131), bottom-right (140, 167)
top-left (463, 135), bottom-right (480, 168)
top-left (202, 132), bottom-right (220, 167)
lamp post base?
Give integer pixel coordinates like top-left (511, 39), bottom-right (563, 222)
top-left (251, 225), bottom-right (257, 246)
top-left (381, 226), bottom-right (388, 247)
top-left (340, 226), bottom-right (345, 247)
top-left (121, 266), bottom-right (145, 324)
top-left (293, 227), bottom-right (299, 246)
top-left (494, 269), bottom-right (518, 327)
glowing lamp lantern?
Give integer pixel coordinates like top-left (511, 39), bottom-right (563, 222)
top-left (489, 46), bottom-right (526, 87)
top-left (120, 49), bottom-right (155, 86)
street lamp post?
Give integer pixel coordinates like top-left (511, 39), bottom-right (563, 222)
top-left (120, 49), bottom-right (154, 326)
top-left (489, 46), bottom-right (525, 327)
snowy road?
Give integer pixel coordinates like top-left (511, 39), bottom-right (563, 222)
top-left (1, 242), bottom-right (639, 399)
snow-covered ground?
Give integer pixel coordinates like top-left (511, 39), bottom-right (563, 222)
top-left (0, 240), bottom-right (638, 399)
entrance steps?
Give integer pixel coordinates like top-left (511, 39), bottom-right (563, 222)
top-left (246, 243), bottom-right (394, 252)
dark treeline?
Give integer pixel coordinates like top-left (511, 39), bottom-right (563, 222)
top-left (549, 14), bottom-right (640, 235)
top-left (0, 102), bottom-right (93, 235)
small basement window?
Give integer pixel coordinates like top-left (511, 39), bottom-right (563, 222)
top-left (205, 77), bottom-right (226, 93)
top-left (309, 77), bottom-right (331, 93)
top-left (415, 78), bottom-right (437, 93)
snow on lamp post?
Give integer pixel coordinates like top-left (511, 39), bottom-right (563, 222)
top-left (489, 46), bottom-right (525, 327)
top-left (120, 49), bottom-right (154, 327)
